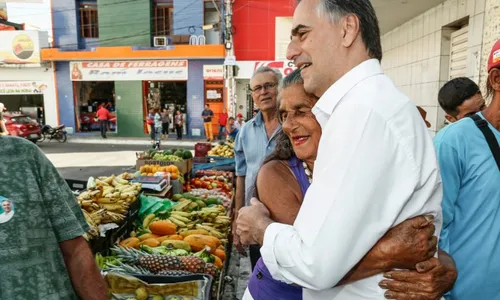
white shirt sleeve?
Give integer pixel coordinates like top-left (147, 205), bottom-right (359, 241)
top-left (260, 102), bottom-right (421, 290)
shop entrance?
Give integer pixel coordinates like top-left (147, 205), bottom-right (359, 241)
top-left (143, 81), bottom-right (187, 135)
top-left (204, 80), bottom-right (224, 136)
top-left (73, 81), bottom-right (116, 132)
top-left (0, 94), bottom-right (45, 124)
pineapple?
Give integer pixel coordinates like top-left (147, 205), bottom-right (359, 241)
top-left (139, 255), bottom-right (183, 274)
top-left (112, 246), bottom-right (182, 274)
top-left (204, 263), bottom-right (219, 278)
top-left (106, 260), bottom-right (153, 275)
top-left (179, 256), bottom-right (206, 274)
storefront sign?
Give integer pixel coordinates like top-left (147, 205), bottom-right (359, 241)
top-left (0, 81), bottom-right (47, 94)
top-left (203, 65), bottom-right (224, 80)
top-left (0, 31), bottom-right (43, 65)
top-left (69, 60), bottom-right (189, 81)
top-left (235, 61), bottom-right (296, 79)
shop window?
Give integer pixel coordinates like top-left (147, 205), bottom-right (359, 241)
top-left (80, 3), bottom-right (99, 38)
top-left (154, 3), bottom-right (173, 36)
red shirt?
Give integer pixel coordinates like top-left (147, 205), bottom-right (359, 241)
top-left (96, 107), bottom-right (110, 120)
top-left (219, 113), bottom-right (228, 126)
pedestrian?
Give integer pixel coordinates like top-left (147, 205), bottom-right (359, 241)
top-left (225, 117), bottom-right (239, 141)
top-left (37, 106), bottom-right (44, 125)
top-left (0, 102), bottom-right (8, 136)
top-left (147, 108), bottom-right (155, 141)
top-left (0, 136), bottom-right (108, 299)
top-left (235, 113), bottom-right (246, 129)
top-left (161, 108), bottom-right (170, 140)
top-left (233, 66), bottom-right (282, 270)
top-left (438, 77), bottom-right (486, 123)
top-left (174, 110), bottom-right (184, 140)
top-left (202, 104), bottom-right (214, 141)
top-left (218, 108), bottom-right (228, 140)
top-left (96, 104), bottom-right (110, 139)
top-left (433, 39), bottom-right (500, 299)
top-left (236, 0), bottom-right (443, 298)
top-left (153, 108), bottom-right (162, 150)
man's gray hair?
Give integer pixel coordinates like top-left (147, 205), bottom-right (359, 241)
top-left (251, 66), bottom-right (283, 83)
top-left (298, 0), bottom-right (382, 61)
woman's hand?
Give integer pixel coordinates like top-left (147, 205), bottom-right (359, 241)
top-left (379, 251), bottom-right (458, 300)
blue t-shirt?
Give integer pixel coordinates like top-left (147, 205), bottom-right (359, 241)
top-left (434, 112), bottom-right (500, 300)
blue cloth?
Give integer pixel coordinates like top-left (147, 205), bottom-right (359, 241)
top-left (434, 112), bottom-right (500, 300)
top-left (234, 111), bottom-right (281, 205)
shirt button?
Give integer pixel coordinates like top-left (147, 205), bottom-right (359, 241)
top-left (257, 272), bottom-right (263, 279)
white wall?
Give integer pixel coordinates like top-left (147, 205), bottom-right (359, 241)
top-left (275, 17), bottom-right (293, 61)
top-left (0, 67), bottom-right (58, 126)
top-left (381, 0), bottom-right (486, 133)
top-left (235, 79), bottom-right (250, 117)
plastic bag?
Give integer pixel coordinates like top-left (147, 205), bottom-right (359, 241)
top-left (138, 194), bottom-right (174, 220)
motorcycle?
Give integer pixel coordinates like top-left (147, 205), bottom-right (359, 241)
top-left (38, 124), bottom-right (67, 143)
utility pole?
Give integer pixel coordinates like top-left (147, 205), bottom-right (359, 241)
top-left (223, 0), bottom-right (236, 117)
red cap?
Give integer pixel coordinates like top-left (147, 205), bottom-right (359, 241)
top-left (487, 39), bottom-right (500, 72)
top-left (237, 113), bottom-right (243, 117)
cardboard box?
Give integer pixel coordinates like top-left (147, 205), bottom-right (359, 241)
top-left (136, 158), bottom-right (193, 175)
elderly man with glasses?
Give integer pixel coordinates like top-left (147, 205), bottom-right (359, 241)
top-left (233, 66), bottom-right (283, 270)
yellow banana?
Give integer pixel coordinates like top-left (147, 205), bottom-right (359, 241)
top-left (168, 217), bottom-right (187, 228)
top-left (95, 179), bottom-right (109, 186)
top-left (103, 175), bottom-right (115, 185)
top-left (114, 177), bottom-right (129, 185)
top-left (170, 214), bottom-right (191, 224)
top-left (97, 198), bottom-right (119, 204)
top-left (170, 211), bottom-right (192, 217)
top-left (142, 214), bottom-right (156, 229)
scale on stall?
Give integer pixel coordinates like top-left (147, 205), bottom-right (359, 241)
top-left (133, 176), bottom-right (168, 192)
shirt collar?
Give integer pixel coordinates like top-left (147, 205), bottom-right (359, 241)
top-left (314, 59), bottom-right (383, 117)
top-left (253, 110), bottom-right (264, 126)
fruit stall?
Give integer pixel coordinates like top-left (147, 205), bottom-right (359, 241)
top-left (71, 146), bottom-right (237, 300)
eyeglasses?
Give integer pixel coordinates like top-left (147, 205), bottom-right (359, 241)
top-left (250, 82), bottom-right (277, 93)
top-left (278, 108), bottom-right (314, 124)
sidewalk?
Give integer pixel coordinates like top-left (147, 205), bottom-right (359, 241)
top-left (67, 133), bottom-right (221, 147)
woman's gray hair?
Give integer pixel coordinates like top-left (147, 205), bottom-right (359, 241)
top-left (279, 68), bottom-right (304, 91)
top-left (252, 66), bottom-right (283, 83)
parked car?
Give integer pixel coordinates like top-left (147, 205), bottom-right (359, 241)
top-left (3, 113), bottom-right (41, 143)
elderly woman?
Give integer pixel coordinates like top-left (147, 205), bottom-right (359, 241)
top-left (243, 69), bottom-right (457, 300)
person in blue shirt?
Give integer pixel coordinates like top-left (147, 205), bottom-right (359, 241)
top-left (438, 77), bottom-right (486, 123)
top-left (433, 40), bottom-right (500, 299)
top-left (233, 66), bottom-right (282, 270)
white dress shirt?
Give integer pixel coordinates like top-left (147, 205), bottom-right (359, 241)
top-left (0, 210), bottom-right (14, 223)
top-left (260, 59), bottom-right (443, 299)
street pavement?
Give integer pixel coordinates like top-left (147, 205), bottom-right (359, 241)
top-left (39, 141), bottom-right (191, 182)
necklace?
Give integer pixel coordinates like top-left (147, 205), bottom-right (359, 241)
top-left (302, 161), bottom-right (313, 183)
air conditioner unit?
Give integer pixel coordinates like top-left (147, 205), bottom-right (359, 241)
top-left (153, 36), bottom-right (167, 47)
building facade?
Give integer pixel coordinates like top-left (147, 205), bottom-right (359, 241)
top-left (231, 0), bottom-right (295, 118)
top-left (379, 0), bottom-right (498, 135)
top-left (43, 0), bottom-right (226, 138)
top-left (0, 2), bottom-right (57, 127)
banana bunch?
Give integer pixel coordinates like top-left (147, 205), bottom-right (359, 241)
top-left (82, 209), bottom-right (100, 240)
top-left (168, 207), bottom-right (230, 239)
top-left (168, 211), bottom-right (194, 229)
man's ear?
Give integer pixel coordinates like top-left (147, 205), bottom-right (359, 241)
top-left (445, 114), bottom-right (457, 123)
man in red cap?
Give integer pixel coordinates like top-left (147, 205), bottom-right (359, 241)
top-left (235, 112), bottom-right (246, 129)
top-left (432, 40), bottom-right (500, 299)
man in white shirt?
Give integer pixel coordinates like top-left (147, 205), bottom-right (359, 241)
top-left (0, 199), bottom-right (14, 223)
top-left (235, 0), bottom-right (443, 299)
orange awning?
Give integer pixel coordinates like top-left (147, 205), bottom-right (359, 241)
top-left (41, 45), bottom-right (226, 61)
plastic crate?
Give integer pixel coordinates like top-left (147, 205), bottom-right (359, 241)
top-left (132, 274), bottom-right (215, 300)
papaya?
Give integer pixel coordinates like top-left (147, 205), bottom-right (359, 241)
top-left (149, 220), bottom-right (177, 236)
top-left (138, 233), bottom-right (160, 241)
top-left (119, 237), bottom-right (140, 248)
top-left (214, 256), bottom-right (223, 269)
top-left (200, 235), bottom-right (221, 248)
top-left (157, 235), bottom-right (184, 243)
top-left (184, 235), bottom-right (218, 253)
top-left (160, 240), bottom-right (192, 252)
top-left (214, 248), bottom-right (226, 262)
top-left (179, 229), bottom-right (210, 238)
top-left (139, 238), bottom-right (161, 247)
